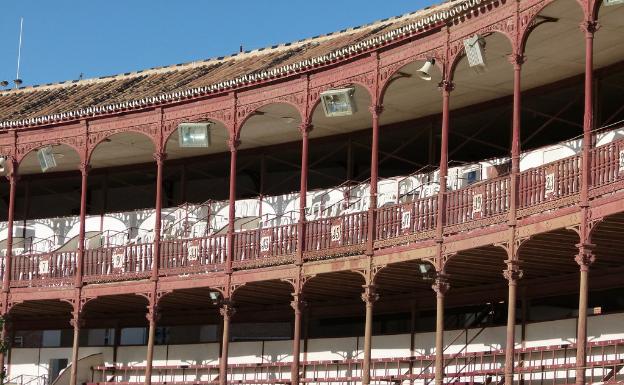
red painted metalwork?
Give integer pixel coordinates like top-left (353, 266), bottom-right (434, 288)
top-left (226, 141), bottom-right (239, 274)
top-left (152, 153), bottom-right (165, 282)
top-left (76, 163), bottom-right (89, 288)
top-left (2, 166), bottom-right (17, 294)
top-left (0, 2), bottom-right (617, 383)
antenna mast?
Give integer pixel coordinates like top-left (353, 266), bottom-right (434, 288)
top-left (15, 17), bottom-right (24, 88)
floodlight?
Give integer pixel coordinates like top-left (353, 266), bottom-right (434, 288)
top-left (37, 147), bottom-right (57, 173)
top-left (463, 35), bottom-right (487, 73)
top-left (209, 291), bottom-right (220, 301)
top-left (604, 0), bottom-right (624, 5)
top-left (178, 122), bottom-right (212, 148)
top-left (320, 87), bottom-right (357, 117)
top-left (416, 59), bottom-right (435, 81)
top-left (419, 263), bottom-right (431, 274)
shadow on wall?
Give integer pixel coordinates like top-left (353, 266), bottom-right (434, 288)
top-left (51, 353), bottom-right (103, 385)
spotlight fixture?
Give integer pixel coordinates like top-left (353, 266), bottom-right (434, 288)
top-left (604, 0), bottom-right (624, 5)
top-left (209, 291), bottom-right (221, 305)
top-left (320, 87), bottom-right (357, 117)
top-left (419, 263), bottom-right (431, 275)
top-left (178, 122), bottom-right (212, 148)
top-left (37, 146), bottom-right (57, 172)
top-left (416, 58), bottom-right (436, 81)
top-left (463, 35), bottom-right (487, 73)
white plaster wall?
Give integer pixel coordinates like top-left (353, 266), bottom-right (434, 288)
top-left (306, 336), bottom-right (360, 361)
top-left (9, 347), bottom-right (113, 383)
top-left (524, 318), bottom-right (577, 348)
top-left (9, 314), bottom-right (624, 383)
top-left (262, 340), bottom-right (293, 363)
top-left (370, 334), bottom-right (411, 358)
top-left (588, 313), bottom-right (624, 342)
top-left (165, 343), bottom-right (219, 365)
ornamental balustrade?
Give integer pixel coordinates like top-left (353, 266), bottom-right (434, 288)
top-left (5, 134), bottom-right (624, 288)
top-left (88, 338), bottom-right (624, 385)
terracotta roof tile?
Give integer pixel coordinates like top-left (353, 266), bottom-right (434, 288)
top-left (0, 0), bottom-right (480, 127)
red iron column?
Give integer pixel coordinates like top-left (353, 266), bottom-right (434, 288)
top-left (576, 19), bottom-right (598, 385)
top-left (509, 54), bottom-right (524, 222)
top-left (76, 163), bottom-right (89, 287)
top-left (144, 298), bottom-right (159, 385)
top-left (152, 153), bottom-right (166, 281)
top-left (290, 292), bottom-right (305, 385)
top-left (367, 105), bottom-right (383, 254)
top-left (436, 81), bottom-right (453, 238)
top-left (297, 124), bottom-right (312, 264)
top-left (219, 301), bottom-right (235, 385)
top-left (503, 53), bottom-right (524, 385)
top-left (1, 162), bottom-right (17, 295)
top-left (503, 259), bottom-right (522, 385)
top-left (226, 140), bottom-right (239, 273)
top-left (361, 284), bottom-right (378, 385)
top-left (69, 301), bottom-right (82, 385)
top-left (432, 273), bottom-right (449, 385)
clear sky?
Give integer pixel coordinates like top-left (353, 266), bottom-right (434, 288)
top-left (0, 0), bottom-right (436, 87)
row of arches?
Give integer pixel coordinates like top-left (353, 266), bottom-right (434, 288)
top-left (9, 0), bottom-right (622, 176)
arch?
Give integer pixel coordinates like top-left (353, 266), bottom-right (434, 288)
top-left (520, 0), bottom-right (586, 56)
top-left (163, 114), bottom-right (232, 152)
top-left (81, 293), bottom-right (150, 320)
top-left (87, 130), bottom-right (157, 168)
top-left (301, 270), bottom-right (366, 304)
top-left (230, 279), bottom-right (294, 307)
top-left (449, 30), bottom-right (515, 83)
top-left (17, 143), bottom-right (83, 175)
top-left (309, 80), bottom-right (375, 118)
top-left (443, 245), bottom-right (508, 289)
top-left (7, 299), bottom-right (73, 324)
top-left (235, 102), bottom-right (305, 151)
top-left (87, 129), bottom-right (158, 166)
top-left (237, 100), bottom-right (305, 134)
top-left (379, 58), bottom-right (444, 107)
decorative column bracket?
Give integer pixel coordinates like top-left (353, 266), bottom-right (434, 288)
top-left (575, 243), bottom-right (595, 272)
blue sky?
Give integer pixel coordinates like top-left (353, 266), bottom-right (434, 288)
top-left (0, 0), bottom-right (436, 87)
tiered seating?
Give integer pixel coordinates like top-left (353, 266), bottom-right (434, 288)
top-left (88, 338), bottom-right (624, 385)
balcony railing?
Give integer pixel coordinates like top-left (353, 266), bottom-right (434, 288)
top-left (6, 135), bottom-right (624, 288)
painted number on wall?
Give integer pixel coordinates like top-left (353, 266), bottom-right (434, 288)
top-left (472, 193), bottom-right (483, 214)
top-left (112, 248), bottom-right (125, 269)
top-left (260, 236), bottom-right (271, 253)
top-left (331, 224), bottom-right (342, 242)
top-left (188, 241), bottom-right (200, 261)
top-left (401, 210), bottom-right (411, 230)
top-left (545, 173), bottom-right (555, 196)
top-left (38, 259), bottom-right (49, 275)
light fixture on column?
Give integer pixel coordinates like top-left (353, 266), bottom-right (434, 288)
top-left (416, 58), bottom-right (436, 81)
top-left (320, 87), bottom-right (357, 117)
top-left (178, 122), bottom-right (212, 148)
top-left (463, 34), bottom-right (487, 73)
top-left (209, 291), bottom-right (221, 305)
top-left (419, 263), bottom-right (431, 274)
top-left (37, 146), bottom-right (57, 172)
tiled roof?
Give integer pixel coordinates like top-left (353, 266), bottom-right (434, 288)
top-left (0, 0), bottom-right (483, 129)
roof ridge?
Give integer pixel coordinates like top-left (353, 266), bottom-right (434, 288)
top-left (0, 0), bottom-right (483, 129)
top-left (0, 4), bottom-right (422, 97)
